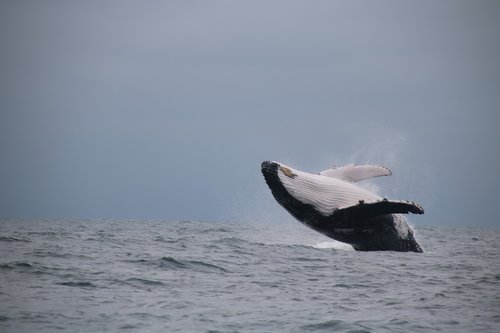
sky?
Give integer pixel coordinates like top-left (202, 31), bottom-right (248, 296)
top-left (0, 1), bottom-right (499, 226)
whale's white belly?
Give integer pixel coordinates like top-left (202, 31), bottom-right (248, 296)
top-left (278, 167), bottom-right (380, 216)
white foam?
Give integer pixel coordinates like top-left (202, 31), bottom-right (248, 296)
top-left (313, 241), bottom-right (354, 251)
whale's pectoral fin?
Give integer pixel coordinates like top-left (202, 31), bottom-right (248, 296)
top-left (319, 165), bottom-right (392, 182)
top-left (332, 199), bottom-right (424, 221)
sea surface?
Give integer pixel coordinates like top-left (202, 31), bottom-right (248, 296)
top-left (0, 219), bottom-right (499, 332)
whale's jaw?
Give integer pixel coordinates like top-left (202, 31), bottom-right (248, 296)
top-left (261, 161), bottom-right (423, 253)
top-left (261, 161), bottom-right (317, 224)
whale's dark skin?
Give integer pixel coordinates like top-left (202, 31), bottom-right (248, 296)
top-left (261, 161), bottom-right (423, 252)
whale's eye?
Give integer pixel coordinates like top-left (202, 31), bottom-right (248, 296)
top-left (279, 166), bottom-right (296, 178)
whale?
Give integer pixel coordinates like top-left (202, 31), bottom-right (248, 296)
top-left (261, 161), bottom-right (424, 252)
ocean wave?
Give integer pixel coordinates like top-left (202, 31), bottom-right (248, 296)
top-left (0, 236), bottom-right (30, 242)
top-left (0, 262), bottom-right (33, 270)
top-left (124, 277), bottom-right (165, 287)
top-left (0, 261), bottom-right (81, 281)
top-left (59, 281), bottom-right (96, 288)
top-left (289, 257), bottom-right (328, 262)
top-left (153, 236), bottom-right (189, 243)
top-left (31, 251), bottom-right (91, 259)
top-left (201, 227), bottom-right (232, 233)
top-left (27, 231), bottom-right (59, 237)
top-left (217, 236), bottom-right (249, 245)
top-left (301, 319), bottom-right (350, 330)
top-left (126, 256), bottom-right (229, 273)
top-left (158, 257), bottom-right (229, 273)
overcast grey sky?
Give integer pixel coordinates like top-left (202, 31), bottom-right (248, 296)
top-left (1, 1), bottom-right (499, 226)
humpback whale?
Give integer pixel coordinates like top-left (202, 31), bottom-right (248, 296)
top-left (261, 161), bottom-right (424, 252)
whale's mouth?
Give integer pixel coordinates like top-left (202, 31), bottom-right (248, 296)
top-left (261, 160), bottom-right (272, 168)
top-left (261, 161), bottom-right (285, 191)
top-left (261, 161), bottom-right (279, 184)
top-left (261, 161), bottom-right (277, 171)
top-left (261, 161), bottom-right (305, 219)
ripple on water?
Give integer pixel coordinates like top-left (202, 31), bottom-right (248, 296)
top-left (0, 262), bottom-right (33, 270)
top-left (124, 277), bottom-right (165, 287)
top-left (59, 281), bottom-right (96, 288)
top-left (125, 256), bottom-right (229, 273)
top-left (0, 236), bottom-right (31, 242)
top-left (300, 319), bottom-right (369, 332)
top-left (158, 257), bottom-right (229, 273)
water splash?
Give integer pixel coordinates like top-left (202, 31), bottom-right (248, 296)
top-left (313, 241), bottom-right (354, 251)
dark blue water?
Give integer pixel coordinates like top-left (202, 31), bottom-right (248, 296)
top-left (1, 219), bottom-right (499, 332)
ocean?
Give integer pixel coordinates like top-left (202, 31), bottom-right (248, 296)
top-left (0, 219), bottom-right (499, 332)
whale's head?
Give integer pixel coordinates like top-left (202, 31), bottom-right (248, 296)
top-left (261, 161), bottom-right (311, 220)
top-left (261, 161), bottom-right (303, 198)
top-left (261, 160), bottom-right (330, 221)
top-left (261, 161), bottom-right (283, 197)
